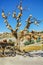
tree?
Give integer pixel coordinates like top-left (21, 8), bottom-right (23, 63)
top-left (2, 0), bottom-right (41, 51)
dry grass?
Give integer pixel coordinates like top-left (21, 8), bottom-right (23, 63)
top-left (20, 44), bottom-right (43, 52)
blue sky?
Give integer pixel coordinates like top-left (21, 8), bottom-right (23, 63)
top-left (0, 0), bottom-right (43, 32)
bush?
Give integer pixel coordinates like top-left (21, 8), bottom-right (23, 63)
top-left (24, 40), bottom-right (34, 45)
top-left (36, 36), bottom-right (41, 43)
top-left (8, 39), bottom-right (14, 46)
top-left (24, 41), bottom-right (30, 45)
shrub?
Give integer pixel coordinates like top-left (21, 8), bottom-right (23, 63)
top-left (24, 40), bottom-right (34, 45)
top-left (36, 36), bottom-right (41, 43)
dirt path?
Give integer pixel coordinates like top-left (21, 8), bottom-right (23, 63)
top-left (0, 55), bottom-right (43, 65)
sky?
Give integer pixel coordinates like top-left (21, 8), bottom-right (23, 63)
top-left (0, 0), bottom-right (43, 33)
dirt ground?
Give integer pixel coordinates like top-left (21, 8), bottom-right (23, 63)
top-left (0, 55), bottom-right (43, 65)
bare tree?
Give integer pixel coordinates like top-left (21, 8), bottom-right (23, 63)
top-left (2, 0), bottom-right (41, 52)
